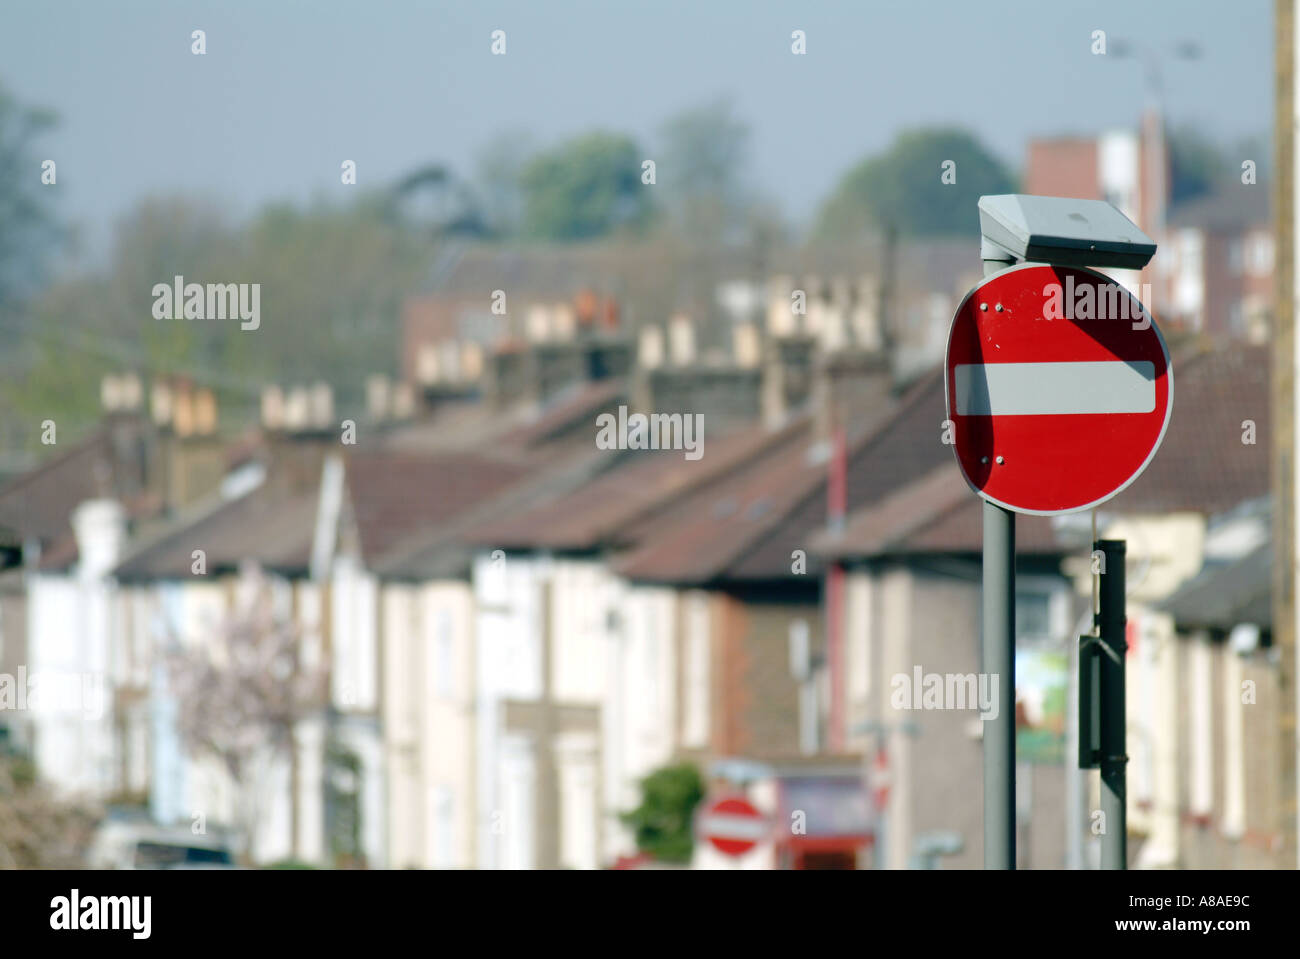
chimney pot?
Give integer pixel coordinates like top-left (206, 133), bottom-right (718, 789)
top-left (261, 385), bottom-right (286, 432)
top-left (553, 302), bottom-right (577, 341)
top-left (193, 388), bottom-right (218, 435)
top-left (668, 314), bottom-right (696, 366)
top-left (416, 343), bottom-right (440, 385)
top-left (461, 342), bottom-right (484, 381)
top-left (638, 325), bottom-right (664, 370)
top-left (733, 323), bottom-right (761, 369)
top-left (284, 386), bottom-right (310, 431)
top-left (150, 381), bottom-right (173, 427)
top-left (309, 383), bottom-right (333, 429)
top-left (526, 305), bottom-right (552, 343)
top-left (172, 387), bottom-right (196, 438)
top-left (367, 375), bottom-right (392, 420)
top-left (101, 374), bottom-right (123, 412)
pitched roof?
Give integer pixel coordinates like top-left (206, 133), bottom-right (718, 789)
top-left (812, 464), bottom-right (1065, 558)
top-left (0, 419), bottom-right (146, 545)
top-left (0, 416), bottom-right (160, 570)
top-left (720, 368), bottom-right (953, 580)
top-left (610, 370), bottom-right (949, 585)
top-left (462, 418), bottom-right (806, 554)
top-left (1111, 340), bottom-right (1269, 515)
top-left (1167, 187), bottom-right (1271, 232)
top-left (612, 419), bottom-right (827, 584)
top-left (114, 480), bottom-right (319, 581)
top-left (1159, 542), bottom-right (1271, 632)
top-left (375, 439), bottom-right (614, 580)
top-left (342, 449), bottom-right (535, 569)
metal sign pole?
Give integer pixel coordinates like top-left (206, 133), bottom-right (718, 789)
top-left (979, 251), bottom-right (1017, 870)
top-left (964, 196), bottom-right (1160, 870)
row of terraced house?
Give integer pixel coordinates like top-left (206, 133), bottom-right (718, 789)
top-left (0, 240), bottom-right (1283, 869)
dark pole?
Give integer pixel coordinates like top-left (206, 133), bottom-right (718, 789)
top-left (1097, 539), bottom-right (1128, 869)
top-left (982, 500), bottom-right (1016, 868)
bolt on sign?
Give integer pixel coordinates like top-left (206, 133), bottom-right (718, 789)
top-left (945, 263), bottom-right (1172, 515)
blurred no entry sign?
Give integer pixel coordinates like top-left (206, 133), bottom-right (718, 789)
top-left (945, 263), bottom-right (1172, 515)
top-left (698, 795), bottom-right (767, 857)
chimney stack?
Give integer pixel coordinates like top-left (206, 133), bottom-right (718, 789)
top-left (101, 373), bottom-right (144, 413)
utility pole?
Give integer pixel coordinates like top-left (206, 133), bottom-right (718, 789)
top-left (1096, 540), bottom-right (1128, 869)
top-left (1272, 0), bottom-right (1300, 869)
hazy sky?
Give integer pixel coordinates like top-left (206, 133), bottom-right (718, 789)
top-left (1, 0), bottom-right (1273, 261)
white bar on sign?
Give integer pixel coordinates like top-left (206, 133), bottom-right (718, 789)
top-left (954, 361), bottom-right (1156, 416)
top-left (696, 814), bottom-right (769, 841)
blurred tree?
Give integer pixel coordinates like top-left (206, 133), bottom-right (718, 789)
top-left (657, 97), bottom-right (753, 246)
top-left (165, 564), bottom-right (326, 863)
top-left (0, 83), bottom-right (61, 315)
top-left (388, 163), bottom-right (488, 238)
top-left (520, 131), bottom-right (654, 241)
top-left (473, 130), bottom-right (534, 238)
top-left (814, 128), bottom-right (1016, 240)
top-left (12, 192), bottom-right (434, 441)
top-left (0, 753), bottom-right (99, 869)
top-left (1167, 125), bottom-right (1228, 207)
top-left (240, 196), bottom-right (431, 395)
top-left (620, 761), bottom-right (704, 863)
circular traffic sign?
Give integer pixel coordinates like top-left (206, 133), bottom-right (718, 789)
top-left (945, 263), bottom-right (1172, 515)
top-left (697, 794), bottom-right (767, 857)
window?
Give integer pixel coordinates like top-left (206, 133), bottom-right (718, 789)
top-left (1014, 582), bottom-right (1062, 644)
top-left (1247, 234), bottom-right (1274, 277)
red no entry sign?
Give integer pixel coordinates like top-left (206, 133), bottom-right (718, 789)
top-left (945, 263), bottom-right (1172, 515)
top-left (697, 795), bottom-right (767, 857)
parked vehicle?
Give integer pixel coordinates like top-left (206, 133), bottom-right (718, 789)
top-left (88, 811), bottom-right (237, 869)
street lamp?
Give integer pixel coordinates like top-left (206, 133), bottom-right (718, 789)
top-left (1109, 39), bottom-right (1202, 106)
